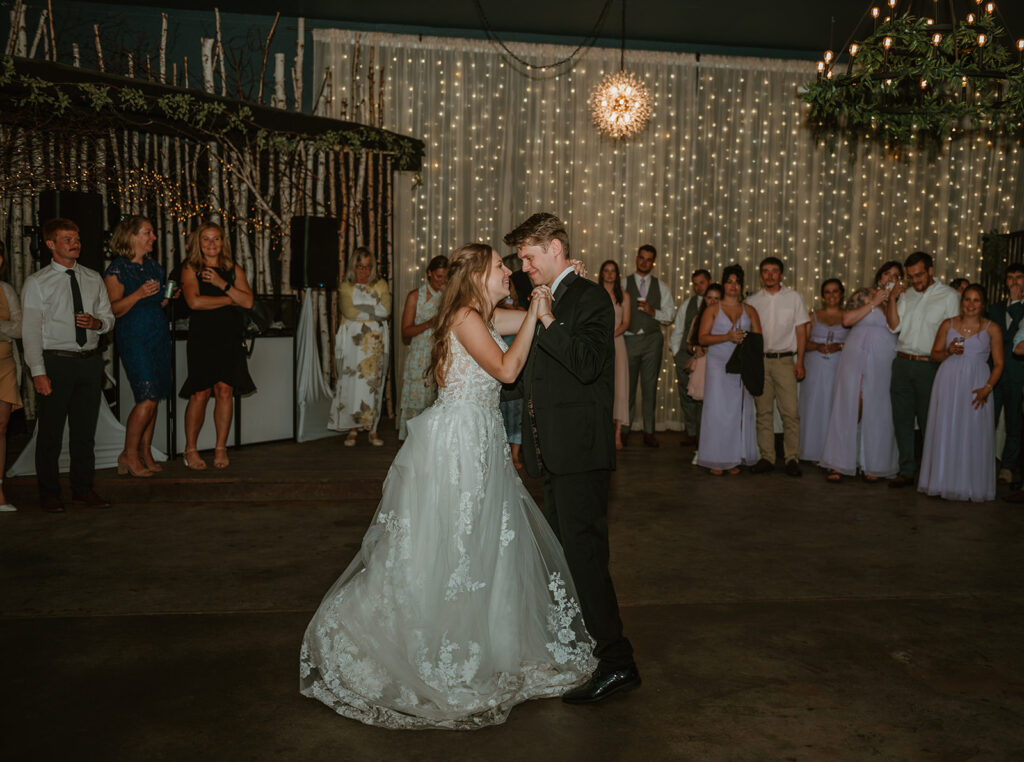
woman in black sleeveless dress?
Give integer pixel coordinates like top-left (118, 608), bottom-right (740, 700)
top-left (179, 222), bottom-right (255, 469)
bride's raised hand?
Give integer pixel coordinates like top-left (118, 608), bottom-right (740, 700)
top-left (569, 259), bottom-right (588, 279)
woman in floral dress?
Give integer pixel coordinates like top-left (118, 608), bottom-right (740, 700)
top-left (397, 255), bottom-right (448, 439)
top-left (328, 247), bottom-right (392, 446)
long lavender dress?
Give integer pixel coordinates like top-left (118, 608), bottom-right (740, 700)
top-left (918, 325), bottom-right (995, 502)
top-left (799, 315), bottom-right (851, 462)
top-left (697, 307), bottom-right (758, 471)
top-left (819, 306), bottom-right (899, 477)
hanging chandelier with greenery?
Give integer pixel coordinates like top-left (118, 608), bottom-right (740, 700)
top-left (802, 1), bottom-right (1024, 151)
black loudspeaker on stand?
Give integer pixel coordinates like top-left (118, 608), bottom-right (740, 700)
top-left (37, 190), bottom-right (113, 272)
top-left (290, 216), bottom-right (339, 290)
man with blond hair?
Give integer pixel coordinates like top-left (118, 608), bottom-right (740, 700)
top-left (505, 212), bottom-right (639, 704)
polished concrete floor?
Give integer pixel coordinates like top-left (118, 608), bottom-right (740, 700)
top-left (2, 429), bottom-right (1023, 761)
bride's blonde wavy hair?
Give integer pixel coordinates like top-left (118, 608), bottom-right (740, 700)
top-left (428, 243), bottom-right (497, 387)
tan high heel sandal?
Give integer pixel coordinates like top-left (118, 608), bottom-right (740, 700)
top-left (183, 449), bottom-right (207, 470)
top-left (118, 453), bottom-right (154, 478)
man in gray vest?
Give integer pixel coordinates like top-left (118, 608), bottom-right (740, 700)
top-left (622, 245), bottom-right (675, 447)
top-left (669, 269), bottom-right (711, 448)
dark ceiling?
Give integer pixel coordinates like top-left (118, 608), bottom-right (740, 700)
top-left (107, 1), bottom-right (1024, 59)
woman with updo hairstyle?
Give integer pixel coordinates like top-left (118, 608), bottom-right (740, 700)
top-left (397, 254), bottom-right (448, 440)
top-left (328, 246), bottom-right (392, 446)
top-left (696, 264), bottom-right (763, 475)
top-left (798, 278), bottom-right (850, 463)
top-left (0, 240), bottom-right (22, 511)
top-left (918, 284), bottom-right (1003, 501)
top-left (178, 222), bottom-right (255, 470)
top-left (819, 261), bottom-right (903, 482)
top-left (300, 242), bottom-right (596, 728)
top-left (104, 215), bottom-right (173, 477)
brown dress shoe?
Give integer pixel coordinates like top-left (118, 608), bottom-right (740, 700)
top-left (71, 490), bottom-right (112, 509)
top-left (751, 458), bottom-right (775, 474)
top-left (40, 493), bottom-right (65, 513)
top-left (642, 433), bottom-right (660, 448)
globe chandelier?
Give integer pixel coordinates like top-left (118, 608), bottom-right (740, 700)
top-left (589, 0), bottom-right (652, 140)
top-left (802, 0), bottom-right (1024, 151)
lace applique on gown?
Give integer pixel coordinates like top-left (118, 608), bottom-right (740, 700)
top-left (300, 328), bottom-right (596, 730)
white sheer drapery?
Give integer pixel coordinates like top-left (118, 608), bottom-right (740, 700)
top-left (313, 30), bottom-right (1024, 430)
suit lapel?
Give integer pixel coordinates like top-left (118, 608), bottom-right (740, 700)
top-left (553, 271), bottom-right (577, 308)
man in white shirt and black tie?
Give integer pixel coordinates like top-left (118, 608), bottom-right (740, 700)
top-left (22, 218), bottom-right (115, 512)
top-left (622, 245), bottom-right (675, 447)
top-left (885, 250), bottom-right (960, 488)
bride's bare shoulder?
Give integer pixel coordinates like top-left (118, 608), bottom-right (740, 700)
top-left (451, 306), bottom-right (482, 326)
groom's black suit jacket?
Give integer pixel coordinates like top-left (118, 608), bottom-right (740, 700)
top-left (520, 271), bottom-right (616, 478)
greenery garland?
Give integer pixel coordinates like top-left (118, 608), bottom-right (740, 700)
top-left (0, 56), bottom-right (423, 169)
top-left (802, 12), bottom-right (1024, 153)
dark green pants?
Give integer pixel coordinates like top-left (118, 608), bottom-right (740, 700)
top-left (890, 356), bottom-right (938, 478)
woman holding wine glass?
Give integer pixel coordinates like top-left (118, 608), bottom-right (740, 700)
top-left (696, 265), bottom-right (762, 475)
top-left (799, 278), bottom-right (849, 463)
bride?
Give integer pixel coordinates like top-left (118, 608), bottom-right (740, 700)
top-left (300, 243), bottom-right (596, 730)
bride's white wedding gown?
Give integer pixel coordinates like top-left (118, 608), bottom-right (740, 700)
top-left (300, 329), bottom-right (596, 730)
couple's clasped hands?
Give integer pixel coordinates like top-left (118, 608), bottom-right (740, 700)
top-left (529, 285), bottom-right (554, 321)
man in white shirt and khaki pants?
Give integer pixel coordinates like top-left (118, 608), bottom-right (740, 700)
top-left (885, 251), bottom-right (960, 488)
top-left (746, 257), bottom-right (809, 477)
top-left (22, 218), bottom-right (115, 512)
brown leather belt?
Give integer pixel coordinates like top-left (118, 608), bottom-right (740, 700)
top-left (764, 351), bottom-right (795, 359)
top-left (896, 351), bottom-right (932, 362)
top-left (44, 348), bottom-right (102, 360)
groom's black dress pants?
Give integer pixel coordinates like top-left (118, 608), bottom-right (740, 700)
top-left (543, 468), bottom-right (634, 673)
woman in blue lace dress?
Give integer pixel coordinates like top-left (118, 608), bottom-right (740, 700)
top-left (104, 216), bottom-right (173, 478)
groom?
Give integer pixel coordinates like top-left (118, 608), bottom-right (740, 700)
top-left (504, 213), bottom-right (639, 703)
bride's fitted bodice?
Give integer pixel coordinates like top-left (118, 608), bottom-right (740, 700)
top-left (436, 328), bottom-right (507, 409)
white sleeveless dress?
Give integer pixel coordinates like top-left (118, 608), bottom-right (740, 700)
top-left (300, 328), bottom-right (596, 729)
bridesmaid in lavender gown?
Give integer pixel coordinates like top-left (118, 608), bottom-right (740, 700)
top-left (799, 278), bottom-right (851, 462)
top-left (918, 285), bottom-right (1003, 502)
top-left (697, 265), bottom-right (762, 475)
top-left (819, 262), bottom-right (903, 482)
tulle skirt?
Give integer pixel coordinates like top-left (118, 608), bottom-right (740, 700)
top-left (300, 398), bottom-right (596, 730)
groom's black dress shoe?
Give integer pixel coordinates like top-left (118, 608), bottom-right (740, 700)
top-left (562, 666), bottom-right (641, 704)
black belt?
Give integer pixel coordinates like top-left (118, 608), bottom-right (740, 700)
top-left (44, 348), bottom-right (102, 360)
top-left (764, 351), bottom-right (795, 359)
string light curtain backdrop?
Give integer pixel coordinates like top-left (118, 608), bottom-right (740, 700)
top-left (313, 30), bottom-right (1024, 431)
